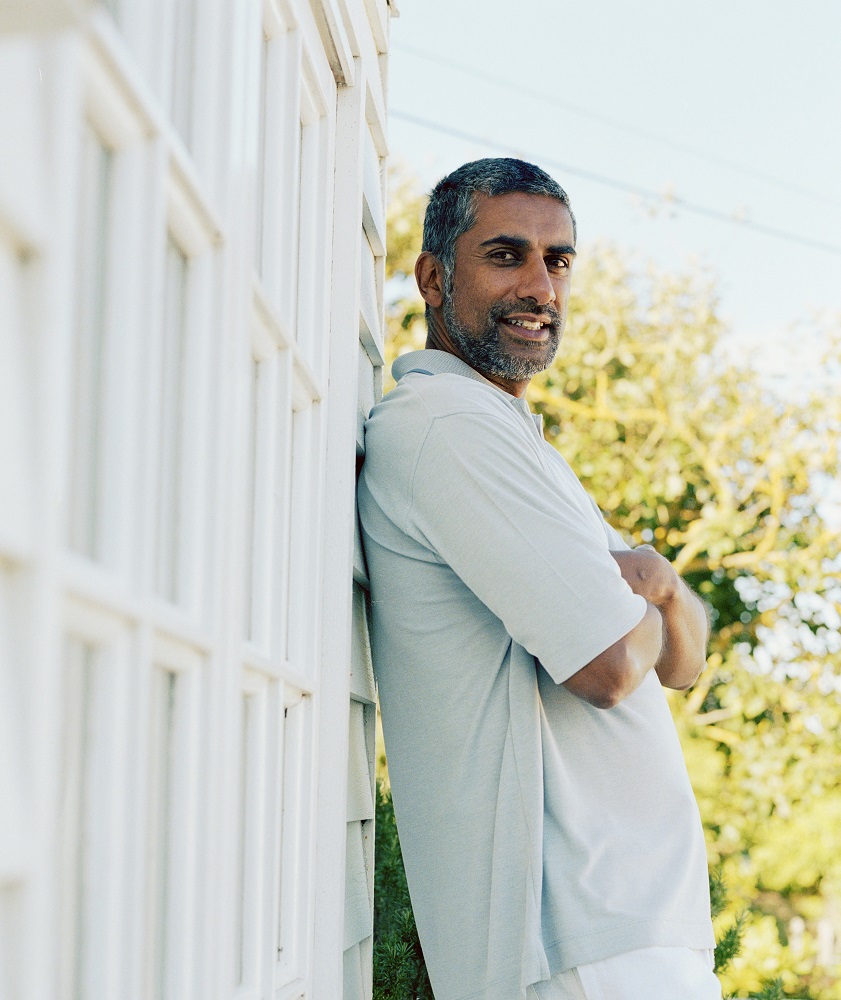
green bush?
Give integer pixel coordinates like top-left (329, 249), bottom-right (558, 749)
top-left (373, 783), bottom-right (433, 1000)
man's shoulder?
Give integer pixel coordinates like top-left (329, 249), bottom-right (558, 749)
top-left (362, 373), bottom-right (519, 497)
top-left (373, 370), bottom-right (513, 427)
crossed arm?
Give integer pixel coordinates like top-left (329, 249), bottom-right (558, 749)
top-left (562, 547), bottom-right (710, 709)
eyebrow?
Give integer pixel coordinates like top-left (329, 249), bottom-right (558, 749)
top-left (478, 234), bottom-right (577, 256)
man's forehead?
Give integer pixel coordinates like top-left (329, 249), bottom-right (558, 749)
top-left (465, 191), bottom-right (574, 244)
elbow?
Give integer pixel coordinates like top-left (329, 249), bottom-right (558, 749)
top-left (663, 676), bottom-right (696, 693)
top-left (565, 641), bottom-right (641, 710)
top-left (599, 633), bottom-right (654, 707)
top-left (587, 685), bottom-right (625, 710)
top-left (672, 662), bottom-right (704, 690)
top-left (659, 651), bottom-right (707, 691)
top-left (589, 658), bottom-right (637, 709)
top-left (564, 608), bottom-right (663, 709)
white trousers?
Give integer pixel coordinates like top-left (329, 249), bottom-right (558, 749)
top-left (526, 947), bottom-right (722, 1000)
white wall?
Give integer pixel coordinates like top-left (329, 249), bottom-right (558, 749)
top-left (0, 1), bottom-right (391, 998)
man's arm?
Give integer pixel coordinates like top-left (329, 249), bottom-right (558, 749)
top-left (392, 406), bottom-right (690, 700)
top-left (562, 547), bottom-right (708, 709)
top-left (611, 546), bottom-right (709, 690)
top-left (561, 600), bottom-right (665, 708)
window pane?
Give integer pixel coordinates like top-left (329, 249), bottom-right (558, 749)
top-left (58, 638), bottom-right (97, 1000)
top-left (68, 128), bottom-right (112, 558)
top-left (155, 240), bottom-right (189, 603)
top-left (149, 669), bottom-right (177, 1000)
top-left (276, 693), bottom-right (312, 984)
top-left (0, 886), bottom-right (22, 1000)
top-left (285, 407), bottom-right (308, 665)
top-left (0, 239), bottom-right (32, 549)
top-left (237, 687), bottom-right (268, 988)
top-left (285, 402), bottom-right (321, 673)
top-left (169, 0), bottom-right (196, 144)
top-left (295, 119), bottom-right (316, 345)
top-left (255, 34), bottom-right (270, 270)
top-left (236, 694), bottom-right (250, 986)
top-left (244, 359), bottom-right (260, 641)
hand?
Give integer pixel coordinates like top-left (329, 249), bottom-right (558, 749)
top-left (610, 546), bottom-right (680, 608)
top-left (611, 547), bottom-right (709, 691)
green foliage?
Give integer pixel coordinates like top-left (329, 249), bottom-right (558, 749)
top-left (385, 160), bottom-right (428, 283)
top-left (711, 867), bottom-right (746, 976)
top-left (750, 980), bottom-right (787, 1000)
top-left (716, 916), bottom-right (747, 977)
top-left (373, 783), bottom-right (434, 1000)
top-left (710, 866), bottom-right (730, 920)
top-left (380, 166), bottom-right (841, 998)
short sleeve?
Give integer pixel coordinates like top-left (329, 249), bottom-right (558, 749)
top-left (406, 410), bottom-right (647, 683)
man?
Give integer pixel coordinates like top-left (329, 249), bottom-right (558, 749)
top-left (358, 158), bottom-right (719, 1000)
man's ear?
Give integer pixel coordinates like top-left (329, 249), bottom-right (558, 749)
top-left (415, 252), bottom-right (445, 309)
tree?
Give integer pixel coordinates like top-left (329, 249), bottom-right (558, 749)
top-left (377, 165), bottom-right (841, 998)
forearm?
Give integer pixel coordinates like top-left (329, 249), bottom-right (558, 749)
top-left (653, 581), bottom-right (709, 689)
top-left (611, 547), bottom-right (709, 691)
top-left (563, 601), bottom-right (663, 708)
top-left (563, 548), bottom-right (709, 708)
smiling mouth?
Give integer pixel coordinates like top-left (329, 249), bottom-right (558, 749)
top-left (501, 317), bottom-right (553, 340)
top-left (507, 318), bottom-right (545, 331)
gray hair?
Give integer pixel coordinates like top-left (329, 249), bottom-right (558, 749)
top-left (421, 157), bottom-right (576, 275)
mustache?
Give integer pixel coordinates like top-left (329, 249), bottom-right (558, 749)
top-left (491, 300), bottom-right (562, 328)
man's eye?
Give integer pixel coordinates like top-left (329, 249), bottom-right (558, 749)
top-left (490, 250), bottom-right (517, 261)
top-left (547, 257), bottom-right (570, 270)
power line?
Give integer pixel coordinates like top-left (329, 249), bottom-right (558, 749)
top-left (393, 41), bottom-right (841, 213)
top-left (390, 109), bottom-right (841, 258)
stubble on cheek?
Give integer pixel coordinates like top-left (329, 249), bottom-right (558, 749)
top-left (442, 292), bottom-right (561, 380)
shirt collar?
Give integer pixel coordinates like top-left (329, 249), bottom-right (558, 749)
top-left (392, 349), bottom-right (544, 436)
top-left (392, 349), bottom-right (490, 385)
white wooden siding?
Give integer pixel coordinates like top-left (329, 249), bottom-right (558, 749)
top-left (0, 1), bottom-right (392, 999)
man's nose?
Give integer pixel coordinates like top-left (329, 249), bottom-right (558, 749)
top-left (516, 258), bottom-right (556, 305)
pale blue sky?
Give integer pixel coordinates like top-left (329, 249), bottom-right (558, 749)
top-left (387, 0), bottom-right (841, 372)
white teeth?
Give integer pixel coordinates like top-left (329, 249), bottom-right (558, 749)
top-left (508, 319), bottom-right (543, 331)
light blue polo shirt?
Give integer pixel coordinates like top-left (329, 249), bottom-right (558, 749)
top-left (357, 350), bottom-right (714, 1000)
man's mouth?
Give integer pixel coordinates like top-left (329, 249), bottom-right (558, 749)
top-left (500, 315), bottom-right (555, 339)
top-left (507, 318), bottom-right (546, 331)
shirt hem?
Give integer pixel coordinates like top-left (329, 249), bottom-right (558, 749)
top-left (541, 917), bottom-right (716, 975)
top-left (430, 921), bottom-right (714, 1000)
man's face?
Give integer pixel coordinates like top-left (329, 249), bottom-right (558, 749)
top-left (443, 192), bottom-right (576, 383)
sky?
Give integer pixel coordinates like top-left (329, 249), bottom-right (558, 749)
top-left (386, 0), bottom-right (841, 378)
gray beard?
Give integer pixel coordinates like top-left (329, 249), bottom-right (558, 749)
top-left (442, 291), bottom-right (560, 381)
